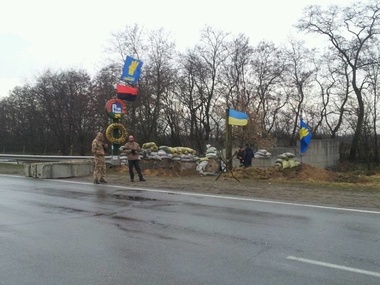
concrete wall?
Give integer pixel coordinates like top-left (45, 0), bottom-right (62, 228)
top-left (298, 139), bottom-right (340, 169)
top-left (233, 139), bottom-right (340, 169)
top-left (25, 159), bottom-right (93, 179)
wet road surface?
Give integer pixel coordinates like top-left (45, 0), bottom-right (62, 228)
top-left (1, 174), bottom-right (379, 284)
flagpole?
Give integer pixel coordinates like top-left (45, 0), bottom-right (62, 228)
top-left (300, 115), bottom-right (302, 168)
top-left (225, 108), bottom-right (232, 170)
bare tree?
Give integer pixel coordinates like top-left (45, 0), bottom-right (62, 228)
top-left (0, 87), bottom-right (46, 153)
top-left (107, 23), bottom-right (146, 63)
top-left (297, 0), bottom-right (380, 160)
top-left (92, 63), bottom-right (120, 127)
top-left (175, 51), bottom-right (205, 152)
top-left (283, 39), bottom-right (316, 145)
top-left (175, 27), bottom-right (230, 152)
top-left (34, 70), bottom-right (93, 155)
top-left (250, 41), bottom-right (287, 138)
top-left (194, 26), bottom-right (230, 144)
top-left (218, 34), bottom-right (254, 146)
top-left (219, 34), bottom-right (254, 108)
top-left (133, 28), bottom-right (177, 142)
top-left (362, 48), bottom-right (380, 163)
top-left (313, 53), bottom-right (353, 139)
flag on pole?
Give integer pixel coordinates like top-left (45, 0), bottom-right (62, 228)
top-left (228, 109), bottom-right (248, 126)
top-left (120, 56), bottom-right (143, 83)
top-left (300, 119), bottom-right (312, 154)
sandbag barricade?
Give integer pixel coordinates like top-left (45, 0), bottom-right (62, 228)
top-left (274, 152), bottom-right (301, 169)
top-left (120, 141), bottom-right (222, 175)
top-left (139, 142), bottom-right (199, 162)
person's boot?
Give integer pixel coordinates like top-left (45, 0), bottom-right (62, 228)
top-left (100, 178), bottom-right (107, 183)
top-left (130, 178), bottom-right (134, 182)
top-left (139, 177), bottom-right (146, 181)
top-left (94, 179), bottom-right (100, 184)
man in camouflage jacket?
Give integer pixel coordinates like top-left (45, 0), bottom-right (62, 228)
top-left (91, 132), bottom-right (107, 184)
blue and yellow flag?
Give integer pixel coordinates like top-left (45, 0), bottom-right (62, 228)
top-left (120, 56), bottom-right (143, 83)
top-left (300, 119), bottom-right (312, 154)
top-left (228, 109), bottom-right (248, 126)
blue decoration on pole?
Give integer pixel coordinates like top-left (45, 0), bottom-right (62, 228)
top-left (120, 56), bottom-right (143, 84)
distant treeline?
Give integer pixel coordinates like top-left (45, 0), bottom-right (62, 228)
top-left (1, 1), bottom-right (379, 163)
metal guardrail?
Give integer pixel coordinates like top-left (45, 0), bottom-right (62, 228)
top-left (0, 154), bottom-right (115, 164)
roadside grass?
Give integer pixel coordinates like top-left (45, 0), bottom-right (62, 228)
top-left (272, 174), bottom-right (380, 191)
top-left (0, 162), bottom-right (24, 175)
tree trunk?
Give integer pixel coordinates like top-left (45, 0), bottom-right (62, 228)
top-left (349, 82), bottom-right (365, 160)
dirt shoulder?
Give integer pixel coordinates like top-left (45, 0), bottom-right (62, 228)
top-left (1, 162), bottom-right (379, 210)
top-left (79, 163), bottom-right (380, 210)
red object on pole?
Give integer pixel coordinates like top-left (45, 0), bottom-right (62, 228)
top-left (116, 84), bottom-right (138, 101)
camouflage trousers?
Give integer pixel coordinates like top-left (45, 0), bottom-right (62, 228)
top-left (93, 156), bottom-right (106, 180)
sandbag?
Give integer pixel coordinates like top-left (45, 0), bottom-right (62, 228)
top-left (285, 152), bottom-right (295, 158)
top-left (143, 142), bottom-right (157, 149)
top-left (277, 153), bottom-right (288, 160)
top-left (196, 161), bottom-right (209, 173)
top-left (206, 146), bottom-right (217, 153)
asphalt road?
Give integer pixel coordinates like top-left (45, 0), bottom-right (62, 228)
top-left (0, 174), bottom-right (379, 285)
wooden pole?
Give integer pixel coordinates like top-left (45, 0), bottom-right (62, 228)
top-left (225, 108), bottom-right (233, 170)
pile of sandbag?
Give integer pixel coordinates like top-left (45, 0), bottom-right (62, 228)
top-left (205, 144), bottom-right (218, 158)
top-left (274, 152), bottom-right (301, 169)
top-left (141, 142), bottom-right (198, 162)
top-left (195, 157), bottom-right (220, 175)
top-left (195, 144), bottom-right (222, 175)
top-left (254, 149), bottom-right (272, 158)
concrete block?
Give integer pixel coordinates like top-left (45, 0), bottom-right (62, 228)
top-left (24, 164), bottom-right (31, 177)
top-left (51, 163), bottom-right (72, 178)
top-left (30, 163), bottom-right (37, 178)
top-left (36, 163), bottom-right (52, 179)
top-left (71, 160), bottom-right (93, 177)
top-left (26, 160), bottom-right (93, 179)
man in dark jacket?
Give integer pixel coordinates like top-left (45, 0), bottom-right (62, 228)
top-left (243, 144), bottom-right (254, 167)
top-left (237, 146), bottom-right (245, 167)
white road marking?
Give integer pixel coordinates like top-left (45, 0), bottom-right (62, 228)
top-left (47, 178), bottom-right (380, 215)
top-left (287, 256), bottom-right (380, 278)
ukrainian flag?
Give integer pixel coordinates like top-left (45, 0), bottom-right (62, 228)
top-left (228, 109), bottom-right (248, 126)
top-left (300, 119), bottom-right (312, 154)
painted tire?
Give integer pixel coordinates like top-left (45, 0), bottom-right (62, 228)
top-left (105, 98), bottom-right (127, 119)
top-left (105, 123), bottom-right (127, 144)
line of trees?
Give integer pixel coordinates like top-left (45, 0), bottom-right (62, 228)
top-left (0, 1), bottom-right (379, 163)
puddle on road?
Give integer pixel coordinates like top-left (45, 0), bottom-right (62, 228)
top-left (112, 215), bottom-right (139, 221)
top-left (111, 193), bottom-right (157, 202)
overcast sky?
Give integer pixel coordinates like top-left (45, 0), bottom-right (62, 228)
top-left (0, 0), bottom-right (353, 98)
